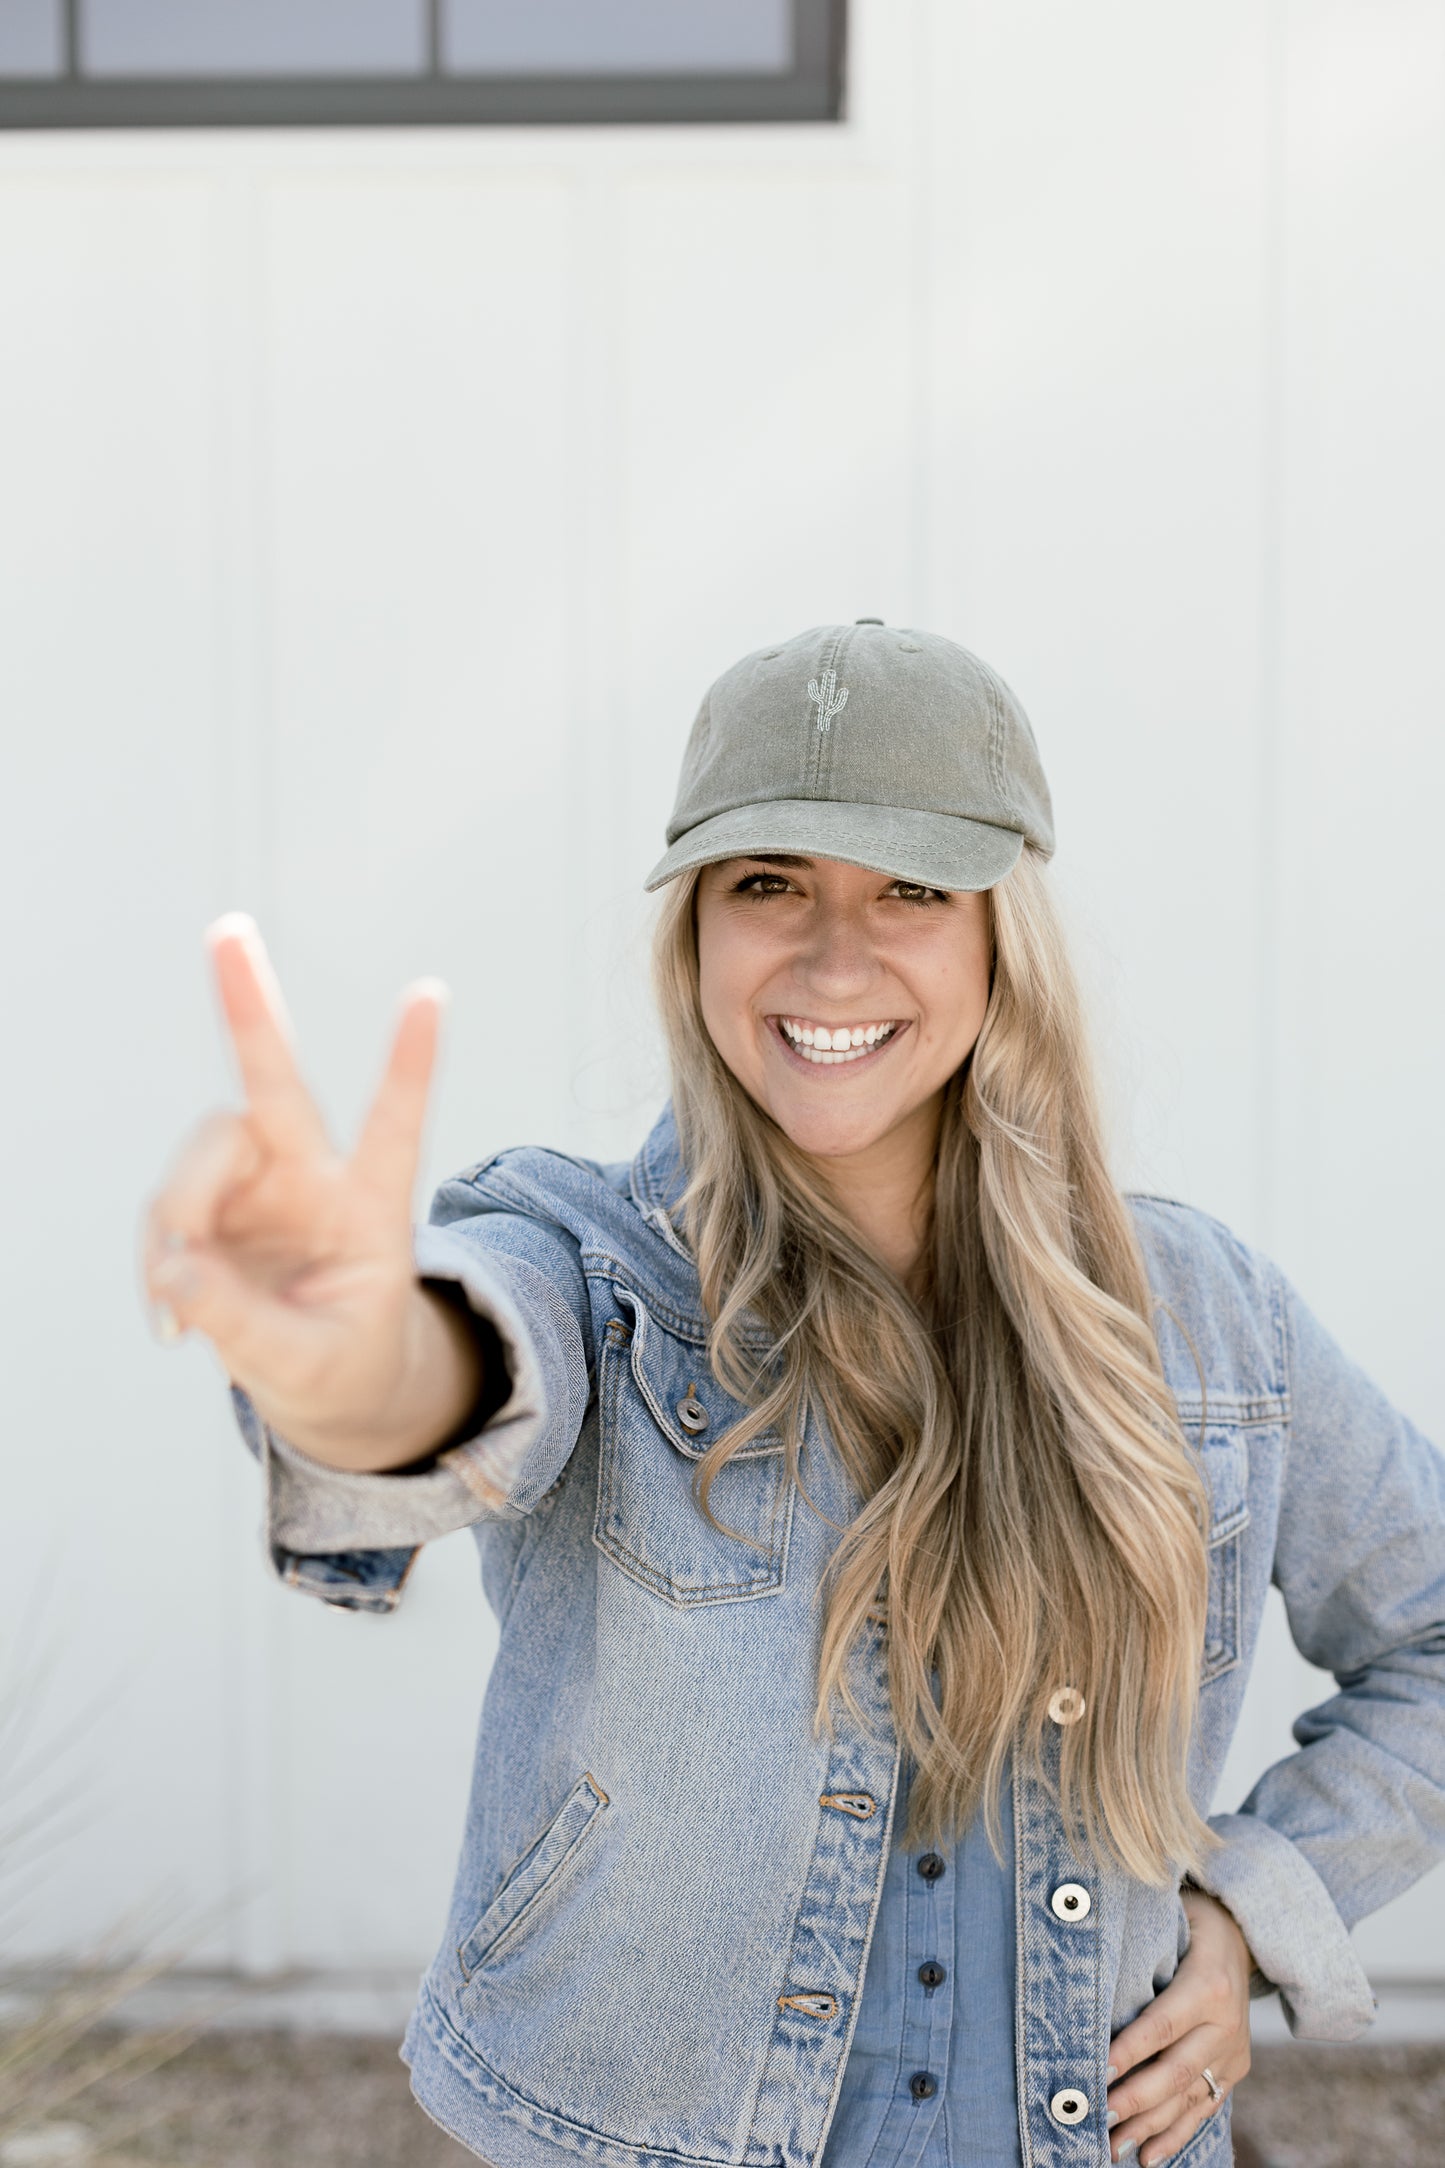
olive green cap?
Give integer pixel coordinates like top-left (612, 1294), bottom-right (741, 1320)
top-left (642, 620), bottom-right (1055, 894)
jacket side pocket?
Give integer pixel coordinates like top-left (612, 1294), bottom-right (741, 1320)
top-left (457, 1771), bottom-right (609, 1982)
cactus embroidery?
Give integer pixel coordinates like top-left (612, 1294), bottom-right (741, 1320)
top-left (808, 670), bottom-right (850, 734)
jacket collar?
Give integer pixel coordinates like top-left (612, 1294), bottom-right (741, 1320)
top-left (627, 1097), bottom-right (789, 1355)
top-left (627, 1098), bottom-right (694, 1262)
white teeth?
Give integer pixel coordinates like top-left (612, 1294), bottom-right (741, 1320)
top-left (778, 1018), bottom-right (899, 1066)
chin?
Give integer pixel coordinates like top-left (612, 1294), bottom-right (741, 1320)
top-left (772, 1103), bottom-right (897, 1155)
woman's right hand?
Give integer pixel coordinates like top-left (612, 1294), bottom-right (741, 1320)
top-left (138, 913), bottom-right (452, 1454)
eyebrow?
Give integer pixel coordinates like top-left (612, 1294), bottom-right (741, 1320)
top-left (719, 853), bottom-right (959, 894)
top-left (726, 854), bottom-right (816, 869)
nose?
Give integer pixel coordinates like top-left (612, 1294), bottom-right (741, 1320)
top-left (792, 903), bottom-right (885, 998)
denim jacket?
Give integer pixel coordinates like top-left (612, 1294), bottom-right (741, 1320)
top-left (230, 1100), bottom-right (1445, 2168)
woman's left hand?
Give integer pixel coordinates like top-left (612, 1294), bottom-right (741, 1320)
top-left (1103, 1886), bottom-right (1254, 2164)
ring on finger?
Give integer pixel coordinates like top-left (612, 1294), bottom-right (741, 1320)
top-left (1201, 2067), bottom-right (1223, 2105)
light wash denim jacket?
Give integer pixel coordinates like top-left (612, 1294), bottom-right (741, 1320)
top-left (230, 1100), bottom-right (1445, 2168)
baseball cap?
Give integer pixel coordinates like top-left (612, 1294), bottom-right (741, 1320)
top-left (642, 620), bottom-right (1055, 894)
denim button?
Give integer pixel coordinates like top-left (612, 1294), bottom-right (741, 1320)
top-left (676, 1392), bottom-right (709, 1433)
top-left (1050, 1882), bottom-right (1091, 1921)
top-left (916, 1851), bottom-right (946, 1881)
top-left (909, 2071), bottom-right (938, 2101)
top-left (917, 1960), bottom-right (946, 1988)
top-left (1050, 2087), bottom-right (1089, 2124)
top-left (1047, 1685), bottom-right (1086, 1725)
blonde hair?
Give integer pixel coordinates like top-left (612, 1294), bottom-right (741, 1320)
top-left (648, 845), bottom-right (1220, 1887)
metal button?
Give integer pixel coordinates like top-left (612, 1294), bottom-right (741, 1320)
top-left (1050, 2088), bottom-right (1089, 2125)
top-left (1050, 1882), bottom-right (1092, 1922)
top-left (1047, 1685), bottom-right (1086, 1725)
top-left (916, 1851), bottom-right (946, 1882)
top-left (676, 1383), bottom-right (709, 1434)
top-left (917, 1960), bottom-right (946, 1989)
top-left (820, 1791), bottom-right (877, 1819)
top-left (909, 2071), bottom-right (937, 2102)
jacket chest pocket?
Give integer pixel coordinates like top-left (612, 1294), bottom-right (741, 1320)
top-left (593, 1287), bottom-right (794, 1607)
top-left (1194, 1424), bottom-right (1253, 1684)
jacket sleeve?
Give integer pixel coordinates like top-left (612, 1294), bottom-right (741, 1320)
top-left (230, 1171), bottom-right (595, 1614)
top-left (1188, 1262), bottom-right (1445, 2040)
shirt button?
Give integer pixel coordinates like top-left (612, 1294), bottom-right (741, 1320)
top-left (909, 2071), bottom-right (938, 2101)
top-left (1047, 1685), bottom-right (1086, 1725)
top-left (1049, 2088), bottom-right (1090, 2125)
top-left (917, 1960), bottom-right (946, 1989)
top-left (1050, 1882), bottom-right (1092, 1922)
top-left (916, 1851), bottom-right (946, 1882)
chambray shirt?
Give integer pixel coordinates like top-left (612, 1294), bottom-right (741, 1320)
top-left (823, 1753), bottom-right (1021, 2168)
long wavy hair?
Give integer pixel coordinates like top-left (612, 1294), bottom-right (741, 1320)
top-left (648, 845), bottom-right (1219, 1887)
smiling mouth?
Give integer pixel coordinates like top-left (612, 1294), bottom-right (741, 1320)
top-left (768, 1017), bottom-right (910, 1070)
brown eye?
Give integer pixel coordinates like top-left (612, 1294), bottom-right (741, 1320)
top-left (890, 882), bottom-right (949, 906)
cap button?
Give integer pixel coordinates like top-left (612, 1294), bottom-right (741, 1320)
top-left (854, 616), bottom-right (884, 624)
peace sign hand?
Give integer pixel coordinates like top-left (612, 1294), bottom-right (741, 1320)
top-left (138, 913), bottom-right (453, 1460)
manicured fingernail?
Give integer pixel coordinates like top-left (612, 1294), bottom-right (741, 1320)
top-left (153, 1300), bottom-right (183, 1343)
top-left (1106, 2064), bottom-right (1118, 2081)
top-left (206, 910), bottom-right (259, 947)
top-left (1106, 2110), bottom-right (1120, 2128)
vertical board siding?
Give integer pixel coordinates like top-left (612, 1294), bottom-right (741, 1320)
top-left (0, 0), bottom-right (1440, 1980)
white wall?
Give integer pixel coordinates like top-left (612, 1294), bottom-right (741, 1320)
top-left (1, 0), bottom-right (1442, 1989)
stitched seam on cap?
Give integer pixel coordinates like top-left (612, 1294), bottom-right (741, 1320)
top-left (983, 659), bottom-right (1030, 832)
top-left (983, 663), bottom-right (1010, 824)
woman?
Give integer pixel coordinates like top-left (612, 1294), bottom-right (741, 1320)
top-left (141, 622), bottom-right (1445, 2168)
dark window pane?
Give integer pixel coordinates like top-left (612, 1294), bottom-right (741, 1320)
top-left (443, 0), bottom-right (792, 76)
top-left (0, 0), bottom-right (62, 77)
top-left (81, 0), bottom-right (427, 77)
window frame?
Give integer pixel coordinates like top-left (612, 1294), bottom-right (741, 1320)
top-left (0, 0), bottom-right (845, 128)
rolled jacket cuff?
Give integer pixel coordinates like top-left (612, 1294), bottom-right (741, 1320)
top-left (233, 1222), bottom-right (550, 1577)
top-left (1198, 1811), bottom-right (1378, 2041)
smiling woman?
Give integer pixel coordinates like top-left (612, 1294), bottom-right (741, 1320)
top-left (694, 853), bottom-right (992, 1284)
top-left (141, 619), bottom-right (1445, 2168)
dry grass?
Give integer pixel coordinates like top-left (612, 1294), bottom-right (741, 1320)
top-left (0, 1593), bottom-right (240, 2167)
top-left (0, 2025), bottom-right (1437, 2168)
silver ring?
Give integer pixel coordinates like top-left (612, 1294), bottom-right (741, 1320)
top-left (1201, 2067), bottom-right (1223, 2104)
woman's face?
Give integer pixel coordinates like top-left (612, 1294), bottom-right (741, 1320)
top-left (694, 853), bottom-right (993, 1167)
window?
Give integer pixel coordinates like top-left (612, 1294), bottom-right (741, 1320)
top-left (0, 1), bottom-right (845, 126)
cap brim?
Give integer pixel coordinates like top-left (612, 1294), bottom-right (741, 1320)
top-left (641, 800), bottom-right (1025, 894)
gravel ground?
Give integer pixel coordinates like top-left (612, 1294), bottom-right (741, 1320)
top-left (5, 2029), bottom-right (1443, 2167)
